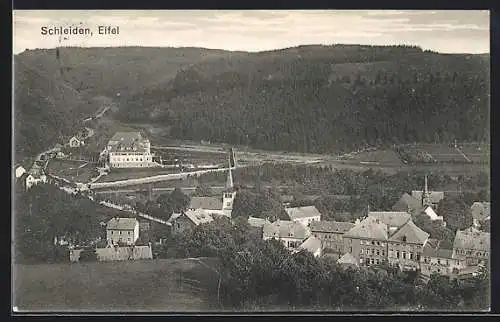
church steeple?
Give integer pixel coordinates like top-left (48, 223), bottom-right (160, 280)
top-left (422, 174), bottom-right (432, 207)
top-left (225, 155), bottom-right (233, 191)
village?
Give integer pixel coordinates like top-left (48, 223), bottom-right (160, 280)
top-left (14, 128), bottom-right (490, 284)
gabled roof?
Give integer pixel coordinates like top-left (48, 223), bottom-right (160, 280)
top-left (107, 132), bottom-right (149, 152)
top-left (471, 202), bottom-right (490, 221)
top-left (299, 236), bottom-right (322, 254)
top-left (262, 220), bottom-right (311, 240)
top-left (248, 216), bottom-right (271, 228)
top-left (338, 252), bottom-right (359, 266)
top-left (368, 211), bottom-right (411, 228)
top-left (453, 227), bottom-right (490, 252)
top-left (344, 216), bottom-right (388, 240)
top-left (422, 240), bottom-right (453, 259)
top-left (310, 220), bottom-right (355, 234)
top-left (107, 217), bottom-right (138, 230)
top-left (389, 220), bottom-right (429, 245)
top-left (285, 206), bottom-right (322, 220)
top-left (411, 190), bottom-right (445, 204)
top-left (182, 209), bottom-right (214, 226)
top-left (392, 193), bottom-right (421, 212)
top-left (423, 206), bottom-right (443, 221)
top-left (189, 196), bottom-right (222, 210)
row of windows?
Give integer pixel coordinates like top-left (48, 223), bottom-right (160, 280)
top-left (360, 240), bottom-right (385, 246)
top-left (361, 248), bottom-right (385, 256)
top-left (360, 257), bottom-right (380, 265)
top-left (113, 157), bottom-right (146, 162)
top-left (423, 257), bottom-right (455, 266)
top-left (111, 152), bottom-right (149, 156)
top-left (111, 163), bottom-right (149, 168)
top-left (389, 251), bottom-right (421, 261)
top-left (456, 249), bottom-right (488, 257)
top-left (110, 230), bottom-right (132, 235)
top-left (314, 233), bottom-right (342, 240)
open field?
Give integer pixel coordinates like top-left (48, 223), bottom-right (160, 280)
top-left (13, 257), bottom-right (219, 312)
top-left (398, 143), bottom-right (490, 164)
top-left (338, 149), bottom-right (403, 165)
top-left (46, 159), bottom-right (97, 183)
top-left (97, 168), bottom-right (181, 183)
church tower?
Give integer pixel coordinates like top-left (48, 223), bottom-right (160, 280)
top-left (422, 174), bottom-right (432, 208)
top-left (222, 151), bottom-right (237, 211)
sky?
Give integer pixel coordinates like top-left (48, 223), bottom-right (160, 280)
top-left (12, 10), bottom-right (490, 55)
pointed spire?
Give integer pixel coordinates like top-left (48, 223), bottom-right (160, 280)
top-left (225, 155), bottom-right (233, 190)
top-left (424, 174), bottom-right (429, 195)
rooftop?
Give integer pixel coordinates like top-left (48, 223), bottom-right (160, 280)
top-left (344, 216), bottom-right (388, 240)
top-left (248, 216), bottom-right (271, 228)
top-left (263, 220), bottom-right (311, 240)
top-left (183, 209), bottom-right (215, 226)
top-left (453, 227), bottom-right (490, 252)
top-left (471, 202), bottom-right (490, 221)
top-left (299, 236), bottom-right (322, 253)
top-left (107, 217), bottom-right (138, 230)
top-left (285, 206), bottom-right (322, 220)
top-left (389, 220), bottom-right (429, 245)
top-left (368, 211), bottom-right (411, 229)
top-left (189, 196), bottom-right (223, 210)
top-left (107, 132), bottom-right (149, 153)
top-left (338, 252), bottom-right (359, 266)
top-left (392, 193), bottom-right (421, 212)
top-left (310, 220), bottom-right (355, 234)
top-left (411, 190), bottom-right (445, 204)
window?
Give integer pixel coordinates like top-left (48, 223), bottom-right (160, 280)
top-left (402, 236), bottom-right (407, 243)
top-left (382, 250), bottom-right (385, 256)
top-left (376, 259), bottom-right (379, 265)
top-left (417, 254), bottom-right (421, 261)
top-left (177, 223), bottom-right (180, 228)
top-left (402, 251), bottom-right (406, 259)
top-left (372, 241), bottom-right (375, 245)
top-left (376, 250), bottom-right (380, 256)
top-left (377, 241), bottom-right (380, 246)
top-left (409, 253), bottom-right (413, 260)
top-left (396, 251), bottom-right (400, 258)
top-left (111, 231), bottom-right (113, 235)
top-left (371, 249), bottom-right (375, 255)
top-left (360, 249), bottom-right (364, 254)
top-left (438, 259), bottom-right (441, 265)
top-left (128, 231), bottom-right (130, 235)
top-left (350, 247), bottom-right (353, 253)
top-left (119, 231), bottom-right (122, 235)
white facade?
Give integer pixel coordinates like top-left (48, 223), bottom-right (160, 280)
top-left (106, 221), bottom-right (140, 245)
top-left (222, 191), bottom-right (237, 211)
top-left (15, 166), bottom-right (26, 179)
top-left (69, 136), bottom-right (84, 148)
top-left (109, 151), bottom-right (153, 168)
top-left (25, 174), bottom-right (48, 189)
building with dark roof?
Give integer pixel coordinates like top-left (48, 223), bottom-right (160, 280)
top-left (420, 238), bottom-right (466, 277)
top-left (452, 227), bottom-right (490, 266)
top-left (106, 132), bottom-right (153, 168)
top-left (285, 206), bottom-right (322, 227)
top-left (471, 202), bottom-right (490, 229)
top-left (262, 220), bottom-right (311, 250)
top-left (106, 217), bottom-right (140, 245)
top-left (387, 220), bottom-right (430, 271)
top-left (310, 220), bottom-right (355, 259)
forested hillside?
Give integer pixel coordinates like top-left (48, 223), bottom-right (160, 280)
top-left (122, 45), bottom-right (489, 153)
top-left (15, 45), bottom-right (490, 159)
top-left (14, 47), bottom-right (231, 159)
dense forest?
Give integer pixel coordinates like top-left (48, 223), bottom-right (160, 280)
top-left (122, 45), bottom-right (490, 153)
top-left (15, 45), bottom-right (490, 160)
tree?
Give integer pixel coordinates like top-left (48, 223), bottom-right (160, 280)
top-left (438, 197), bottom-right (473, 232)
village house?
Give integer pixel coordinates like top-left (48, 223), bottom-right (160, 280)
top-left (15, 164), bottom-right (26, 179)
top-left (310, 220), bottom-right (355, 259)
top-left (262, 220), bottom-right (311, 250)
top-left (168, 209), bottom-right (215, 234)
top-left (106, 217), bottom-right (140, 246)
top-left (337, 252), bottom-right (359, 268)
top-left (187, 163), bottom-right (237, 218)
top-left (69, 136), bottom-right (85, 148)
top-left (386, 220), bottom-right (429, 271)
top-left (420, 238), bottom-right (466, 277)
top-left (452, 227), bottom-right (490, 266)
top-left (343, 216), bottom-right (389, 267)
top-left (297, 236), bottom-right (322, 258)
top-left (106, 132), bottom-right (154, 168)
top-left (470, 201), bottom-right (490, 229)
top-left (248, 216), bottom-right (271, 229)
top-left (25, 166), bottom-right (48, 190)
top-left (285, 205), bottom-right (322, 227)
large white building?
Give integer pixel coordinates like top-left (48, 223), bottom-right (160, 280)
top-left (106, 132), bottom-right (154, 168)
top-left (106, 217), bottom-right (140, 246)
